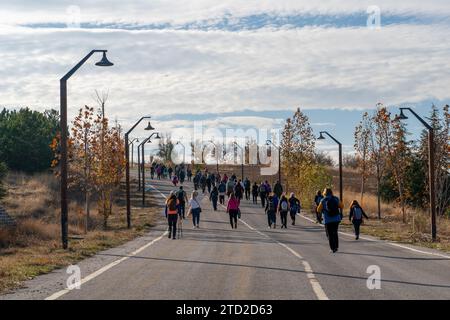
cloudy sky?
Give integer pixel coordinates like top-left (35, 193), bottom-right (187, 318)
top-left (1, 1), bottom-right (449, 161)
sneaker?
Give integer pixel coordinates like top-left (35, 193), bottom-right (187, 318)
top-left (193, 225), bottom-right (197, 229)
top-left (172, 237), bottom-right (176, 240)
top-left (168, 233), bottom-right (171, 239)
top-left (332, 249), bottom-right (337, 253)
top-left (235, 224), bottom-right (237, 229)
top-left (356, 236), bottom-right (359, 240)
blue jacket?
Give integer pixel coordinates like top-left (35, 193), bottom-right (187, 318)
top-left (317, 196), bottom-right (343, 224)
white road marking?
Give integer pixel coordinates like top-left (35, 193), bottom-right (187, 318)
top-left (299, 214), bottom-right (450, 259)
top-left (219, 202), bottom-right (329, 300)
top-left (46, 183), bottom-right (170, 300)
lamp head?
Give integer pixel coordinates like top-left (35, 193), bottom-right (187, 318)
top-left (317, 132), bottom-right (326, 140)
top-left (266, 140), bottom-right (271, 146)
top-left (397, 109), bottom-right (408, 120)
top-left (154, 132), bottom-right (161, 139)
top-left (145, 121), bottom-right (155, 131)
top-left (95, 51), bottom-right (114, 67)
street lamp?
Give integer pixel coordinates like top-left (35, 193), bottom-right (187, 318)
top-left (125, 116), bottom-right (154, 228)
top-left (233, 141), bottom-right (244, 180)
top-left (128, 138), bottom-right (139, 168)
top-left (317, 131), bottom-right (343, 203)
top-left (141, 132), bottom-right (161, 206)
top-left (60, 49), bottom-right (113, 249)
top-left (208, 140), bottom-right (220, 174)
top-left (397, 107), bottom-right (437, 241)
top-left (266, 140), bottom-right (281, 184)
top-left (176, 141), bottom-right (186, 164)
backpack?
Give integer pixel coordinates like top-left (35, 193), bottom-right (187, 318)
top-left (259, 184), bottom-right (266, 193)
top-left (281, 200), bottom-right (288, 211)
top-left (324, 197), bottom-right (340, 217)
top-left (268, 198), bottom-right (276, 212)
top-left (353, 206), bottom-right (363, 220)
top-left (168, 198), bottom-right (177, 212)
top-left (177, 191), bottom-right (185, 202)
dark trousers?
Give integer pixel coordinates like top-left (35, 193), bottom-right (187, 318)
top-left (229, 210), bottom-right (238, 228)
top-left (267, 211), bottom-right (276, 227)
top-left (192, 209), bottom-right (200, 226)
top-left (352, 219), bottom-right (362, 236)
top-left (178, 202), bottom-right (186, 218)
top-left (260, 193), bottom-right (266, 207)
top-left (245, 189), bottom-right (250, 200)
top-left (252, 194), bottom-right (258, 204)
top-left (168, 214), bottom-right (178, 238)
top-left (212, 199), bottom-right (218, 211)
top-left (325, 222), bottom-right (340, 251)
top-left (290, 210), bottom-right (296, 224)
top-left (219, 195), bottom-right (225, 204)
top-left (280, 211), bottom-right (288, 227)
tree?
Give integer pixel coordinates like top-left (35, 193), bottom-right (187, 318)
top-left (369, 105), bottom-right (390, 218)
top-left (354, 112), bottom-right (372, 204)
top-left (0, 108), bottom-right (59, 173)
top-left (418, 104), bottom-right (450, 217)
top-left (157, 134), bottom-right (175, 165)
top-left (343, 154), bottom-right (358, 169)
top-left (0, 162), bottom-right (7, 200)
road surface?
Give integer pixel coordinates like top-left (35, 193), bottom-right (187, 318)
top-left (2, 178), bottom-right (450, 300)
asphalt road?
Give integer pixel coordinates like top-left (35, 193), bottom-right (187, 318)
top-left (2, 178), bottom-right (450, 300)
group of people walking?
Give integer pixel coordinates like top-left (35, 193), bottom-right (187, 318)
top-left (162, 167), bottom-right (370, 253)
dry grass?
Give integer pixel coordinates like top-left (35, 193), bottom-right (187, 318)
top-left (0, 172), bottom-right (159, 293)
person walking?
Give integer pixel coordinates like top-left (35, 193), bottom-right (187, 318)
top-left (314, 190), bottom-right (323, 223)
top-left (317, 188), bottom-right (344, 253)
top-left (251, 182), bottom-right (259, 204)
top-left (273, 180), bottom-right (283, 198)
top-left (227, 193), bottom-right (240, 229)
top-left (218, 180), bottom-right (226, 205)
top-left (200, 174), bottom-right (207, 194)
top-left (210, 185), bottom-right (219, 211)
top-left (244, 177), bottom-right (251, 200)
top-left (150, 165), bottom-right (155, 179)
top-left (179, 168), bottom-right (186, 184)
top-left (349, 200), bottom-right (369, 240)
top-left (176, 186), bottom-right (188, 219)
top-left (259, 182), bottom-right (267, 208)
top-left (265, 193), bottom-right (278, 228)
top-left (187, 167), bottom-right (192, 182)
top-left (234, 180), bottom-right (244, 200)
top-left (288, 193), bottom-right (301, 225)
top-left (168, 166), bottom-right (173, 179)
top-left (165, 192), bottom-right (179, 240)
top-left (278, 193), bottom-right (289, 229)
top-left (226, 179), bottom-right (235, 198)
top-left (206, 173), bottom-right (212, 193)
top-left (188, 191), bottom-right (202, 228)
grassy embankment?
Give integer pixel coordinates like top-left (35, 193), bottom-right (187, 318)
top-left (0, 171), bottom-right (159, 294)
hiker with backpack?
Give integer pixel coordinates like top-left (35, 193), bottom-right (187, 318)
top-left (288, 193), bottom-right (301, 225)
top-left (265, 193), bottom-right (278, 228)
top-left (188, 191), bottom-right (202, 228)
top-left (273, 181), bottom-right (283, 198)
top-left (278, 193), bottom-right (290, 229)
top-left (234, 180), bottom-right (244, 200)
top-left (172, 175), bottom-right (179, 186)
top-left (244, 178), bottom-right (251, 200)
top-left (210, 185), bottom-right (219, 211)
top-left (206, 173), bottom-right (212, 193)
top-left (227, 192), bottom-right (240, 229)
top-left (317, 188), bottom-right (344, 253)
top-left (314, 190), bottom-right (324, 223)
top-left (218, 180), bottom-right (226, 205)
top-left (349, 200), bottom-right (369, 240)
top-left (252, 182), bottom-right (259, 204)
top-left (259, 182), bottom-right (267, 207)
top-left (165, 191), bottom-right (179, 240)
top-left (187, 167), bottom-right (192, 182)
top-left (226, 179), bottom-right (235, 198)
top-left (176, 186), bottom-right (188, 219)
top-left (200, 174), bottom-right (207, 194)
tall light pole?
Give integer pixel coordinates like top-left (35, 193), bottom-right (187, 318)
top-left (176, 141), bottom-right (186, 164)
top-left (397, 108), bottom-right (437, 241)
top-left (233, 141), bottom-right (244, 180)
top-left (125, 117), bottom-right (154, 228)
top-left (266, 140), bottom-right (281, 185)
top-left (317, 131), bottom-right (343, 203)
top-left (141, 132), bottom-right (161, 206)
top-left (137, 141), bottom-right (141, 191)
top-left (128, 138), bottom-right (139, 168)
top-left (208, 140), bottom-right (220, 174)
top-left (60, 50), bottom-right (113, 249)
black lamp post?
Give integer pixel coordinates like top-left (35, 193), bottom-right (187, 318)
top-left (128, 138), bottom-right (139, 168)
top-left (176, 141), bottom-right (186, 164)
top-left (233, 141), bottom-right (244, 180)
top-left (125, 117), bottom-right (154, 228)
top-left (208, 140), bottom-right (220, 174)
top-left (60, 50), bottom-right (113, 249)
top-left (141, 132), bottom-right (161, 206)
top-left (317, 131), bottom-right (343, 203)
top-left (397, 108), bottom-right (437, 241)
top-left (266, 140), bottom-right (281, 185)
